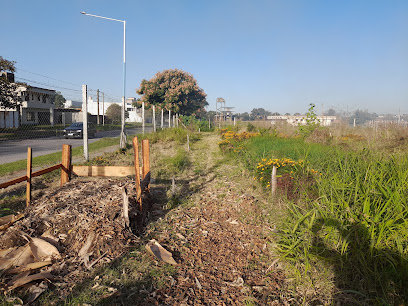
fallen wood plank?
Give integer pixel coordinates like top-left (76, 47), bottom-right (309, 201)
top-left (32, 164), bottom-right (62, 178)
top-left (72, 166), bottom-right (136, 177)
top-left (0, 176), bottom-right (28, 189)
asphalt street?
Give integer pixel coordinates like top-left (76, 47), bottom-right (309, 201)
top-left (0, 127), bottom-right (152, 165)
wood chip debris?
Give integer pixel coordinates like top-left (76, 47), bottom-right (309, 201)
top-left (0, 179), bottom-right (143, 302)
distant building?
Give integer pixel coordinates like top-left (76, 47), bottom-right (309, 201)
top-left (64, 100), bottom-right (82, 108)
top-left (70, 96), bottom-right (143, 123)
top-left (267, 115), bottom-right (337, 126)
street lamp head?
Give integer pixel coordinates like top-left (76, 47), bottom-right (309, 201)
top-left (80, 11), bottom-right (86, 15)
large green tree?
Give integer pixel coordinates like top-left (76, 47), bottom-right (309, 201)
top-left (136, 69), bottom-right (208, 116)
top-left (0, 57), bottom-right (22, 109)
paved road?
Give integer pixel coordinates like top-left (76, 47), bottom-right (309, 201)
top-left (0, 127), bottom-right (152, 165)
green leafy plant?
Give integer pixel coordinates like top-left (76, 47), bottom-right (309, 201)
top-left (298, 103), bottom-right (320, 138)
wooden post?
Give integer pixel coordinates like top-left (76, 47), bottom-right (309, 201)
top-left (133, 137), bottom-right (142, 210)
top-left (153, 105), bottom-right (156, 132)
top-left (187, 134), bottom-right (190, 152)
top-left (61, 144), bottom-right (72, 186)
top-left (26, 147), bottom-right (32, 207)
top-left (271, 166), bottom-right (277, 196)
top-left (142, 139), bottom-right (150, 190)
top-left (161, 108), bottom-right (164, 128)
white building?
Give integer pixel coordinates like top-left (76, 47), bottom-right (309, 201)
top-left (0, 85), bottom-right (56, 128)
top-left (85, 96), bottom-right (142, 123)
top-left (267, 115), bottom-right (337, 126)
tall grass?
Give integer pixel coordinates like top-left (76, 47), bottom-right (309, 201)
top-left (226, 133), bottom-right (408, 304)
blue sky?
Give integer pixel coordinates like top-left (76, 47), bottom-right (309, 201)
top-left (2, 0), bottom-right (408, 114)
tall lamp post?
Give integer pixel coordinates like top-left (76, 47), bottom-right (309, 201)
top-left (80, 11), bottom-right (127, 148)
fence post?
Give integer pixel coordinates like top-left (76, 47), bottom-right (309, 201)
top-left (26, 147), bottom-right (32, 207)
top-left (61, 144), bottom-right (72, 186)
top-left (153, 105), bottom-right (156, 132)
top-left (271, 166), bottom-right (277, 197)
top-left (168, 110), bottom-right (171, 128)
top-left (142, 102), bottom-right (145, 134)
top-left (187, 134), bottom-right (190, 152)
top-left (133, 137), bottom-right (142, 210)
top-left (142, 139), bottom-right (150, 190)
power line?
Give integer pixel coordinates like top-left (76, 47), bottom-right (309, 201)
top-left (17, 68), bottom-right (82, 87)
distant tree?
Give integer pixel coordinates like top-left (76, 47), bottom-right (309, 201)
top-left (271, 112), bottom-right (281, 116)
top-left (250, 108), bottom-right (271, 120)
top-left (0, 57), bottom-right (23, 109)
top-left (239, 112), bottom-right (250, 121)
top-left (285, 112), bottom-right (291, 116)
top-left (206, 110), bottom-right (216, 122)
top-left (324, 108), bottom-right (336, 116)
top-left (136, 69), bottom-right (208, 117)
top-left (54, 91), bottom-right (66, 108)
top-left (350, 109), bottom-right (377, 125)
top-left (105, 104), bottom-right (122, 124)
top-left (294, 112), bottom-right (301, 116)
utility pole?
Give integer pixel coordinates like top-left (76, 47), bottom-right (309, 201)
top-left (102, 92), bottom-right (105, 126)
top-left (82, 85), bottom-right (89, 161)
top-left (97, 89), bottom-right (100, 125)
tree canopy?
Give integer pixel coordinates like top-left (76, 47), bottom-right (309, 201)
top-left (250, 108), bottom-right (271, 120)
top-left (136, 69), bottom-right (208, 116)
top-left (105, 104), bottom-right (128, 124)
top-left (0, 57), bottom-right (22, 109)
top-left (54, 91), bottom-right (66, 108)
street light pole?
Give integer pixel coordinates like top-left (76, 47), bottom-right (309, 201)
top-left (80, 11), bottom-right (127, 148)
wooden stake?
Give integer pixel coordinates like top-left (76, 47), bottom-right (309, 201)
top-left (271, 166), bottom-right (277, 196)
top-left (61, 144), bottom-right (72, 186)
top-left (133, 137), bottom-right (142, 210)
top-left (187, 134), bottom-right (190, 152)
top-left (142, 139), bottom-right (150, 190)
top-left (26, 147), bottom-right (32, 207)
top-left (122, 187), bottom-right (130, 228)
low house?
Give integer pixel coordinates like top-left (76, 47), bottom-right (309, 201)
top-left (0, 84), bottom-right (57, 128)
top-left (18, 86), bottom-right (57, 125)
top-left (267, 115), bottom-right (337, 126)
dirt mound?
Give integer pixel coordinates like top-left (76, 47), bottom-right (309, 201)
top-left (0, 178), bottom-right (141, 300)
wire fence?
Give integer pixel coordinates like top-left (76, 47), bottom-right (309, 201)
top-left (0, 69), bottom-right (177, 166)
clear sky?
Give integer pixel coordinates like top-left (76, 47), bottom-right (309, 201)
top-left (2, 0), bottom-right (408, 115)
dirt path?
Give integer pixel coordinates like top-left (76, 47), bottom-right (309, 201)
top-left (146, 134), bottom-right (290, 305)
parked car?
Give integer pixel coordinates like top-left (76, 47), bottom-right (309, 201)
top-left (63, 122), bottom-right (96, 139)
